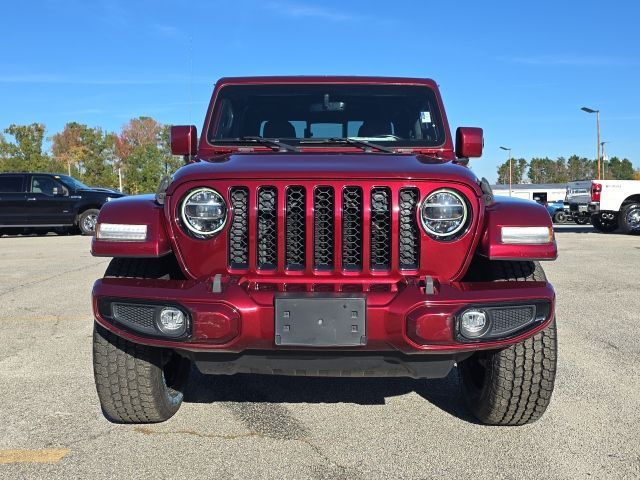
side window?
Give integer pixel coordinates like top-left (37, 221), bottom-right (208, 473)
top-left (31, 176), bottom-right (61, 196)
top-left (0, 176), bottom-right (25, 193)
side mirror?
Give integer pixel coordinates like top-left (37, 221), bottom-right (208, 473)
top-left (53, 186), bottom-right (68, 196)
top-left (170, 125), bottom-right (198, 156)
top-left (455, 127), bottom-right (483, 158)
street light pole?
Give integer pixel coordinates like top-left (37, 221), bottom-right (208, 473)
top-left (500, 146), bottom-right (512, 196)
top-left (600, 141), bottom-right (609, 179)
top-left (581, 107), bottom-right (601, 180)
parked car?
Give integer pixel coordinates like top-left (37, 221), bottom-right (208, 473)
top-left (547, 200), bottom-right (568, 223)
top-left (589, 179), bottom-right (640, 234)
top-left (90, 76), bottom-right (558, 426)
top-left (566, 180), bottom-right (591, 225)
top-left (0, 173), bottom-right (125, 236)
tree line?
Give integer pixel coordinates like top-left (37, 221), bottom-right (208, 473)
top-left (0, 118), bottom-right (183, 194)
top-left (3, 121), bottom-right (638, 191)
top-left (496, 155), bottom-right (639, 184)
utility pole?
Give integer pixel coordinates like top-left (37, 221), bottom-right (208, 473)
top-left (581, 107), bottom-right (601, 180)
top-left (500, 146), bottom-right (512, 196)
top-left (601, 141), bottom-right (608, 180)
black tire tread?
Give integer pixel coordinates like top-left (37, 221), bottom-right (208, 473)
top-left (459, 259), bottom-right (557, 426)
top-left (93, 324), bottom-right (180, 423)
top-left (105, 256), bottom-right (185, 280)
top-left (462, 321), bottom-right (557, 425)
top-left (463, 257), bottom-right (546, 283)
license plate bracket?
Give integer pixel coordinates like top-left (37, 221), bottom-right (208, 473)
top-left (274, 294), bottom-right (366, 347)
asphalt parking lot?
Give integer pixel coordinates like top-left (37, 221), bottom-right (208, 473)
top-left (1, 226), bottom-right (639, 479)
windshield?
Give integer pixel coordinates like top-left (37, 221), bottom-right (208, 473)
top-left (208, 84), bottom-right (445, 148)
top-left (57, 175), bottom-right (90, 190)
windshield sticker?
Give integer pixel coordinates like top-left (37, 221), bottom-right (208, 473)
top-left (420, 111), bottom-right (432, 123)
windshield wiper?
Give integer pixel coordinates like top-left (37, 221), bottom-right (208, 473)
top-left (238, 136), bottom-right (299, 152)
top-left (300, 137), bottom-right (395, 153)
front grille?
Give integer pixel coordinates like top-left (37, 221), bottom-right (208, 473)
top-left (370, 187), bottom-right (391, 270)
top-left (314, 186), bottom-right (335, 270)
top-left (285, 187), bottom-right (306, 270)
top-left (342, 187), bottom-right (363, 270)
top-left (257, 187), bottom-right (277, 270)
top-left (229, 187), bottom-right (249, 269)
top-left (227, 183), bottom-right (425, 274)
top-left (399, 188), bottom-right (420, 270)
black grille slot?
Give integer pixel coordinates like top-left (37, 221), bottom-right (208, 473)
top-left (285, 186), bottom-right (306, 270)
top-left (342, 187), bottom-right (363, 270)
top-left (399, 188), bottom-right (420, 270)
top-left (257, 186), bottom-right (278, 270)
top-left (370, 187), bottom-right (391, 270)
top-left (228, 187), bottom-right (249, 269)
top-left (490, 306), bottom-right (536, 335)
top-left (314, 186), bottom-right (334, 270)
top-left (112, 303), bottom-right (156, 329)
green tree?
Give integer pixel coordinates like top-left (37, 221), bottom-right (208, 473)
top-left (605, 157), bottom-right (635, 180)
top-left (497, 158), bottom-right (528, 184)
top-left (50, 122), bottom-right (118, 188)
top-left (0, 123), bottom-right (61, 172)
top-left (123, 143), bottom-right (166, 194)
top-left (566, 155), bottom-right (595, 181)
top-left (116, 117), bottom-right (182, 193)
top-left (528, 157), bottom-right (560, 184)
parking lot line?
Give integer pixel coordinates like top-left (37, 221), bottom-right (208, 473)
top-left (0, 448), bottom-right (69, 465)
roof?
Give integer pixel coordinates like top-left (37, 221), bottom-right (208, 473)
top-left (215, 76), bottom-right (438, 88)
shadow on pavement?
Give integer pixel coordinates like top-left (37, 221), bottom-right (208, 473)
top-left (183, 367), bottom-right (479, 424)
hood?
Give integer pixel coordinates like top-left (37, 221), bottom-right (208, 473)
top-left (168, 153), bottom-right (480, 194)
top-left (78, 187), bottom-right (125, 196)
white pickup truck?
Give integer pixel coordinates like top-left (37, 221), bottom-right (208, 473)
top-left (589, 180), bottom-right (640, 234)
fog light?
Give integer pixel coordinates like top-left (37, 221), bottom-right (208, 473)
top-left (158, 307), bottom-right (186, 335)
top-left (460, 309), bottom-right (488, 338)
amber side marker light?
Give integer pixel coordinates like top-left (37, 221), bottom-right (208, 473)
top-left (96, 223), bottom-right (148, 242)
top-left (500, 226), bottom-right (553, 244)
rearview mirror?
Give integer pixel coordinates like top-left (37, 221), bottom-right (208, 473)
top-left (310, 94), bottom-right (346, 112)
top-left (170, 125), bottom-right (198, 156)
top-left (455, 127), bottom-right (483, 158)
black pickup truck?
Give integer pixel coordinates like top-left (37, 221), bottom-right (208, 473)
top-left (0, 173), bottom-right (124, 235)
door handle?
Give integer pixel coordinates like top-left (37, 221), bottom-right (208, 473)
top-left (26, 197), bottom-right (37, 201)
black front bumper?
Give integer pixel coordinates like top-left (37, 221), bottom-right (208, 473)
top-left (183, 350), bottom-right (472, 379)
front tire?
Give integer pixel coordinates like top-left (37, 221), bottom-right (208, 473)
top-left (93, 323), bottom-right (191, 423)
top-left (619, 203), bottom-right (640, 234)
top-left (459, 259), bottom-right (557, 425)
top-left (458, 320), bottom-right (557, 425)
top-left (94, 256), bottom-right (189, 423)
top-left (591, 212), bottom-right (618, 232)
top-left (78, 208), bottom-right (100, 236)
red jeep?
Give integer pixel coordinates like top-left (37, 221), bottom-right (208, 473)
top-left (91, 77), bottom-right (558, 425)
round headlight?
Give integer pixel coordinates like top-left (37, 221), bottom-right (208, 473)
top-left (420, 189), bottom-right (469, 239)
top-left (180, 188), bottom-right (227, 237)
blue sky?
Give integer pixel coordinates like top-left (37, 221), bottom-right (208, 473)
top-left (1, 0), bottom-right (638, 181)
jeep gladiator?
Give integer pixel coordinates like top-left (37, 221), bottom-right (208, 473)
top-left (91, 76), bottom-right (558, 425)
